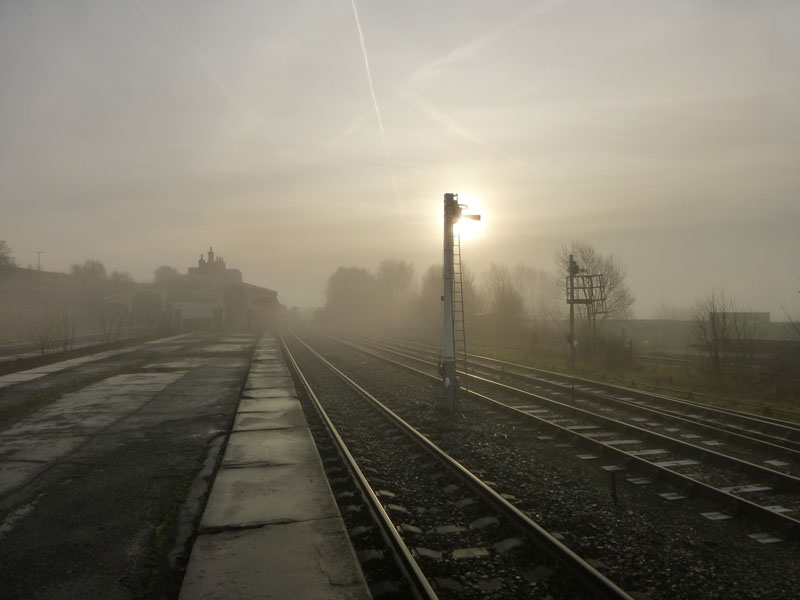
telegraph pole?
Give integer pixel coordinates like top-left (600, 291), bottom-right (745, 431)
top-left (35, 251), bottom-right (43, 271)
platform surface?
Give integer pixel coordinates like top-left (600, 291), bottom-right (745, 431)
top-left (179, 333), bottom-right (370, 600)
top-left (0, 332), bottom-right (258, 599)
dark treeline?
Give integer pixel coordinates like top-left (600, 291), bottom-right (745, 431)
top-left (313, 245), bottom-right (800, 400)
top-left (0, 249), bottom-right (185, 353)
top-left (314, 242), bottom-right (636, 357)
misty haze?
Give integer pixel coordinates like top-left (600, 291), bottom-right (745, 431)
top-left (1, 2), bottom-right (799, 600)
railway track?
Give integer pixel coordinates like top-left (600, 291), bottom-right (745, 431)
top-left (290, 333), bottom-right (800, 600)
top-left (281, 332), bottom-right (435, 600)
top-left (375, 337), bottom-right (800, 448)
top-left (349, 336), bottom-right (800, 542)
top-left (285, 329), bottom-right (799, 599)
top-left (365, 337), bottom-right (800, 485)
top-left (281, 329), bottom-right (633, 599)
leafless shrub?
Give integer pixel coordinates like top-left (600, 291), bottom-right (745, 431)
top-left (97, 306), bottom-right (124, 344)
top-left (482, 263), bottom-right (525, 339)
top-left (28, 304), bottom-right (54, 356)
top-left (51, 305), bottom-right (75, 352)
top-left (28, 303), bottom-right (74, 355)
top-left (690, 288), bottom-right (760, 382)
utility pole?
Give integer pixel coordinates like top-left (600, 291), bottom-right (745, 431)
top-left (35, 251), bottom-right (43, 271)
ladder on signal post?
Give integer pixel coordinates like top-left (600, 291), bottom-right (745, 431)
top-left (452, 232), bottom-right (469, 392)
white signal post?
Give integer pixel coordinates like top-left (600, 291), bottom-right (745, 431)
top-left (441, 193), bottom-right (480, 414)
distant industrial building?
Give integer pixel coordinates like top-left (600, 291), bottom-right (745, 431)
top-left (605, 313), bottom-right (792, 358)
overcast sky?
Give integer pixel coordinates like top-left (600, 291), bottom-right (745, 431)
top-left (2, 0), bottom-right (799, 316)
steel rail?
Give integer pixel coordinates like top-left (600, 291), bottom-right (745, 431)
top-left (280, 330), bottom-right (438, 600)
top-left (357, 338), bottom-right (800, 485)
top-left (374, 340), bottom-right (800, 441)
top-left (333, 335), bottom-right (800, 541)
top-left (291, 330), bottom-right (635, 600)
top-left (367, 342), bottom-right (800, 452)
top-left (472, 347), bottom-right (800, 438)
top-left (427, 348), bottom-right (800, 464)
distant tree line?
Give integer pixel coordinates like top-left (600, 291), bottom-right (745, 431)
top-left (0, 240), bottom-right (16, 268)
top-left (313, 238), bottom-right (800, 404)
top-left (15, 257), bottom-right (187, 355)
top-left (316, 242), bottom-right (636, 356)
top-left (70, 258), bottom-right (134, 284)
top-left (687, 288), bottom-right (800, 394)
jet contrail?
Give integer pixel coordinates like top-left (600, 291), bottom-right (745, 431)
top-left (134, 0), bottom-right (284, 157)
top-left (405, 0), bottom-right (569, 89)
top-left (349, 0), bottom-right (401, 204)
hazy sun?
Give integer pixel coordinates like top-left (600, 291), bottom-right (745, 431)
top-left (453, 195), bottom-right (484, 241)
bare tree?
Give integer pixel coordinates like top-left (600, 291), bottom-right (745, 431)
top-left (460, 265), bottom-right (482, 320)
top-left (71, 259), bottom-right (107, 280)
top-left (513, 263), bottom-right (564, 322)
top-left (690, 289), bottom-right (760, 381)
top-left (375, 259), bottom-right (416, 326)
top-left (782, 282), bottom-right (800, 345)
top-left (97, 304), bottom-right (126, 344)
top-left (323, 267), bottom-right (382, 329)
top-left (28, 304), bottom-right (54, 356)
top-left (652, 301), bottom-right (691, 321)
top-left (153, 265), bottom-right (180, 286)
top-left (28, 303), bottom-right (75, 355)
top-left (153, 265), bottom-right (185, 305)
top-left (110, 271), bottom-right (134, 284)
top-left (555, 242), bottom-right (635, 320)
top-left (415, 263), bottom-right (482, 340)
top-left (0, 240), bottom-right (15, 268)
top-left (415, 264), bottom-right (443, 338)
top-left (483, 263), bottom-right (524, 339)
top-left (51, 305), bottom-right (76, 352)
top-left (786, 312), bottom-right (800, 344)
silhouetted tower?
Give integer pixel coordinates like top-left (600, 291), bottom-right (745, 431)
top-left (565, 254), bottom-right (607, 368)
top-left (440, 193), bottom-right (479, 415)
top-left (567, 254), bottom-right (579, 368)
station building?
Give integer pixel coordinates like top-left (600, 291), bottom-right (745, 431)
top-left (107, 248), bottom-right (281, 332)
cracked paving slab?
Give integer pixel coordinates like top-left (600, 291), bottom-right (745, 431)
top-left (182, 517), bottom-right (369, 600)
top-left (0, 333), bottom-right (256, 600)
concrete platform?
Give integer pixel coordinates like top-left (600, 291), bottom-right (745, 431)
top-left (179, 333), bottom-right (370, 600)
top-left (0, 333), bottom-right (194, 390)
top-left (0, 333), bottom-right (260, 599)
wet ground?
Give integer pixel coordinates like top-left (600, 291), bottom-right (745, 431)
top-left (0, 332), bottom-right (256, 600)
